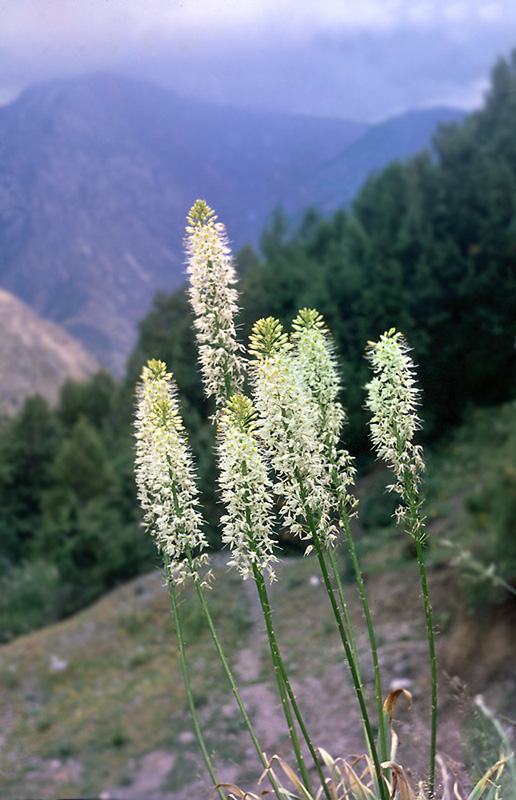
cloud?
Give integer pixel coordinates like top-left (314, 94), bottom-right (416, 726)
top-left (0, 0), bottom-right (515, 120)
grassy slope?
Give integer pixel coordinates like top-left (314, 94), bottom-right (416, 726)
top-left (1, 401), bottom-right (515, 799)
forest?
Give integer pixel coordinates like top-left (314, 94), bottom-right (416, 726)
top-left (0, 51), bottom-right (515, 637)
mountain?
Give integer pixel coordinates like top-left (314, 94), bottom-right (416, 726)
top-left (283, 106), bottom-right (466, 216)
top-left (0, 289), bottom-right (99, 415)
top-left (0, 73), bottom-right (464, 374)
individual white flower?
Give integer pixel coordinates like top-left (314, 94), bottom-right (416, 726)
top-left (365, 329), bottom-right (425, 521)
top-left (292, 308), bottom-right (356, 511)
top-left (134, 359), bottom-right (209, 584)
top-left (249, 317), bottom-right (334, 548)
top-left (184, 200), bottom-right (245, 407)
top-left (218, 394), bottom-right (278, 581)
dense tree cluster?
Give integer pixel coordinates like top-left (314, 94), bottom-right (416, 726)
top-left (0, 374), bottom-right (156, 634)
top-left (1, 51), bottom-right (515, 633)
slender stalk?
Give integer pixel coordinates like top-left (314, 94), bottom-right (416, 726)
top-left (310, 528), bottom-right (389, 800)
top-left (321, 456), bottom-right (388, 764)
top-left (334, 506), bottom-right (388, 764)
top-left (252, 563), bottom-right (334, 800)
top-left (185, 550), bottom-right (284, 800)
top-left (164, 551), bottom-right (227, 800)
top-left (415, 535), bottom-right (437, 800)
top-left (405, 485), bottom-right (437, 800)
top-left (294, 474), bottom-right (388, 800)
top-left (251, 562), bottom-right (315, 797)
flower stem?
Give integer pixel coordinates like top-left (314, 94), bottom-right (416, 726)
top-left (335, 508), bottom-right (388, 764)
top-left (251, 563), bottom-right (316, 797)
top-left (310, 529), bottom-right (389, 800)
top-left (414, 534), bottom-right (437, 800)
top-left (405, 493), bottom-right (437, 799)
top-left (164, 551), bottom-right (227, 800)
top-left (324, 460), bottom-right (388, 764)
top-left (252, 563), bottom-right (334, 800)
top-left (185, 550), bottom-right (284, 800)
top-left (294, 469), bottom-right (389, 800)
top-left (402, 463), bottom-right (436, 799)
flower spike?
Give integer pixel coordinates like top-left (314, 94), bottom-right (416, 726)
top-left (185, 200), bottom-right (245, 407)
top-left (365, 329), bottom-right (424, 525)
top-left (218, 393), bottom-right (278, 581)
top-left (134, 359), bottom-right (209, 584)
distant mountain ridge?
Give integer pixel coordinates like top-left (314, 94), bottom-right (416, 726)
top-left (0, 73), bottom-right (465, 373)
top-left (0, 289), bottom-right (99, 415)
top-left (286, 106), bottom-right (466, 216)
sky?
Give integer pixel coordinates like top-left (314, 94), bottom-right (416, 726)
top-left (1, 0), bottom-right (516, 122)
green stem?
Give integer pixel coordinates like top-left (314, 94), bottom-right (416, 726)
top-left (252, 563), bottom-right (334, 800)
top-left (411, 520), bottom-right (437, 800)
top-left (336, 508), bottom-right (388, 764)
top-left (251, 562), bottom-right (315, 796)
top-left (164, 552), bottom-right (227, 800)
top-left (402, 461), bottom-right (436, 800)
top-left (185, 550), bottom-right (284, 800)
top-left (293, 468), bottom-right (387, 797)
top-left (415, 537), bottom-right (437, 800)
top-left (309, 527), bottom-right (389, 800)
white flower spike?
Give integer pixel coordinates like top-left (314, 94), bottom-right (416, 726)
top-left (218, 394), bottom-right (278, 581)
top-left (185, 200), bottom-right (245, 407)
top-left (365, 329), bottom-right (425, 525)
top-left (249, 317), bottom-right (333, 548)
top-left (292, 308), bottom-right (356, 511)
top-left (134, 359), bottom-right (209, 584)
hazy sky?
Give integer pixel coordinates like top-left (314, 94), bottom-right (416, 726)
top-left (1, 0), bottom-right (516, 121)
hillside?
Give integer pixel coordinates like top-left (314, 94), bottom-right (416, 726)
top-left (0, 73), bottom-right (462, 373)
top-left (0, 288), bottom-right (99, 415)
top-left (1, 401), bottom-right (515, 799)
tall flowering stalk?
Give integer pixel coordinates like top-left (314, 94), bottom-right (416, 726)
top-left (217, 392), bottom-right (332, 797)
top-left (365, 329), bottom-right (437, 799)
top-left (249, 316), bottom-right (388, 800)
top-left (134, 359), bottom-right (224, 796)
top-left (135, 360), bottom-right (283, 800)
top-left (184, 203), bottom-right (323, 789)
top-left (185, 200), bottom-right (245, 408)
top-left (184, 205), bottom-right (320, 792)
top-left (293, 309), bottom-right (389, 768)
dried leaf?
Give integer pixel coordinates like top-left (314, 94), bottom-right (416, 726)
top-left (383, 688), bottom-right (413, 725)
top-left (209, 782), bottom-right (260, 800)
top-left (381, 761), bottom-right (414, 800)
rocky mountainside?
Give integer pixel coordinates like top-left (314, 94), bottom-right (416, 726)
top-left (0, 288), bottom-right (99, 415)
top-left (0, 73), bottom-right (464, 373)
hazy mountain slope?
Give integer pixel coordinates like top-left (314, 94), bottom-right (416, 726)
top-left (0, 74), bottom-right (366, 373)
top-left (0, 73), bottom-right (463, 373)
top-left (285, 106), bottom-right (466, 215)
top-left (0, 289), bottom-right (99, 415)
